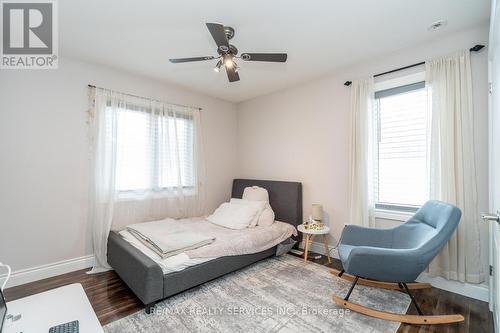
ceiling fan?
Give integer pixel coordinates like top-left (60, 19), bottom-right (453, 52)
top-left (169, 23), bottom-right (287, 83)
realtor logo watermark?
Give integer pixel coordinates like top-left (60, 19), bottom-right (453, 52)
top-left (1, 0), bottom-right (58, 69)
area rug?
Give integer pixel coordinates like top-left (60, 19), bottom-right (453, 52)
top-left (104, 254), bottom-right (410, 333)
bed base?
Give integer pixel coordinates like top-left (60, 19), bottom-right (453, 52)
top-left (333, 275), bottom-right (464, 325)
top-left (145, 302), bottom-right (156, 314)
top-left (108, 231), bottom-right (278, 313)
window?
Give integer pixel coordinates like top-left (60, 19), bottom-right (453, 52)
top-left (113, 107), bottom-right (195, 193)
top-left (373, 77), bottom-right (431, 212)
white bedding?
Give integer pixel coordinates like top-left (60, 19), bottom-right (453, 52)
top-left (119, 229), bottom-right (216, 274)
top-left (119, 217), bottom-right (296, 274)
top-left (126, 220), bottom-right (215, 258)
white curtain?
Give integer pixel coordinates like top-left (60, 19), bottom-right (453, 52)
top-left (87, 88), bottom-right (206, 273)
top-left (348, 78), bottom-right (376, 228)
top-left (426, 51), bottom-right (485, 283)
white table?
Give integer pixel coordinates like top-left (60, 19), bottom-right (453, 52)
top-left (297, 224), bottom-right (332, 264)
top-left (4, 283), bottom-right (104, 333)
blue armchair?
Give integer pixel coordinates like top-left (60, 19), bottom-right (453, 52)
top-left (333, 200), bottom-right (465, 325)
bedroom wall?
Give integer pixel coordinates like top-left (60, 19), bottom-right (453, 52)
top-left (0, 57), bottom-right (238, 275)
top-left (236, 25), bottom-right (490, 282)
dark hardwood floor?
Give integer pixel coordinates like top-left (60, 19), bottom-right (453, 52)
top-left (305, 254), bottom-right (493, 333)
top-left (4, 252), bottom-right (493, 332)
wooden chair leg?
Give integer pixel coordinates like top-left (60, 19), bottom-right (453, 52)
top-left (330, 268), bottom-right (432, 290)
top-left (332, 275), bottom-right (464, 325)
top-left (333, 295), bottom-right (464, 324)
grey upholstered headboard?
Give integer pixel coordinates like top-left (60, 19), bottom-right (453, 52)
top-left (231, 179), bottom-right (303, 239)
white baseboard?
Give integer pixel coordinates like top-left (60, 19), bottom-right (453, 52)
top-left (304, 240), bottom-right (340, 260)
top-left (0, 255), bottom-right (94, 289)
top-left (2, 243), bottom-right (491, 303)
top-left (304, 241), bottom-right (489, 302)
top-left (415, 273), bottom-right (489, 302)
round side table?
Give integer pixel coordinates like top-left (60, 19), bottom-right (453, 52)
top-left (297, 224), bottom-right (332, 264)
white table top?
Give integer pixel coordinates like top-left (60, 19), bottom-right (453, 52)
top-left (297, 224), bottom-right (330, 235)
top-left (4, 283), bottom-right (103, 333)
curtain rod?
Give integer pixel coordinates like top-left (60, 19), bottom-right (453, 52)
top-left (343, 44), bottom-right (485, 87)
top-left (87, 84), bottom-right (203, 111)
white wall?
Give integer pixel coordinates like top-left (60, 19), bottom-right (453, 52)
top-left (236, 25), bottom-right (490, 278)
top-left (0, 24), bottom-right (490, 290)
top-left (0, 57), bottom-right (238, 272)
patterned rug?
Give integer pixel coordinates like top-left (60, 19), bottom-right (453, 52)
top-left (104, 255), bottom-right (410, 333)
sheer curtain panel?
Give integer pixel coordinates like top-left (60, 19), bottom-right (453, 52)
top-left (87, 87), bottom-right (205, 273)
top-left (348, 78), bottom-right (376, 228)
top-left (426, 50), bottom-right (484, 283)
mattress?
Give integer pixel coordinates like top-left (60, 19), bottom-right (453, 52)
top-left (119, 229), bottom-right (215, 274)
top-left (119, 218), bottom-right (295, 274)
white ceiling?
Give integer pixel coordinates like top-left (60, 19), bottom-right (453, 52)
top-left (60, 0), bottom-right (490, 102)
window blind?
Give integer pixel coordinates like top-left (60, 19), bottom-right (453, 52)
top-left (114, 108), bottom-right (195, 192)
top-left (374, 82), bottom-right (430, 210)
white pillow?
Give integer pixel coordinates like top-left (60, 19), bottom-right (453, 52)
top-left (230, 198), bottom-right (266, 227)
top-left (258, 202), bottom-right (275, 227)
top-left (240, 187), bottom-right (275, 227)
top-left (207, 202), bottom-right (260, 230)
top-left (242, 186), bottom-right (269, 202)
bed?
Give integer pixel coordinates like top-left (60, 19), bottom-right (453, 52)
top-left (107, 178), bottom-right (303, 313)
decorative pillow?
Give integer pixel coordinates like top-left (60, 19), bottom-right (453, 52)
top-left (242, 186), bottom-right (269, 202)
top-left (230, 198), bottom-right (266, 227)
top-left (207, 202), bottom-right (261, 230)
top-left (258, 202), bottom-right (275, 227)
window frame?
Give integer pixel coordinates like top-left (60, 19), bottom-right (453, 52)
top-left (111, 104), bottom-right (197, 195)
top-left (373, 71), bottom-right (429, 218)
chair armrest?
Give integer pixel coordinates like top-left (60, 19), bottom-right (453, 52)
top-left (107, 231), bottom-right (164, 305)
top-left (341, 224), bottom-right (394, 248)
top-left (345, 246), bottom-right (425, 282)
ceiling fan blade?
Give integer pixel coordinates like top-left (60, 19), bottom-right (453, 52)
top-left (241, 53), bottom-right (287, 62)
top-left (206, 23), bottom-right (229, 51)
top-left (169, 56), bottom-right (215, 63)
top-left (226, 66), bottom-right (240, 82)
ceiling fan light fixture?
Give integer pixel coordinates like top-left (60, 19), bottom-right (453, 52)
top-left (223, 55), bottom-right (234, 69)
top-left (170, 23), bottom-right (288, 83)
top-left (214, 59), bottom-right (222, 72)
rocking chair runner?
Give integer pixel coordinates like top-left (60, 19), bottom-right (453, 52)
top-left (333, 200), bottom-right (465, 324)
